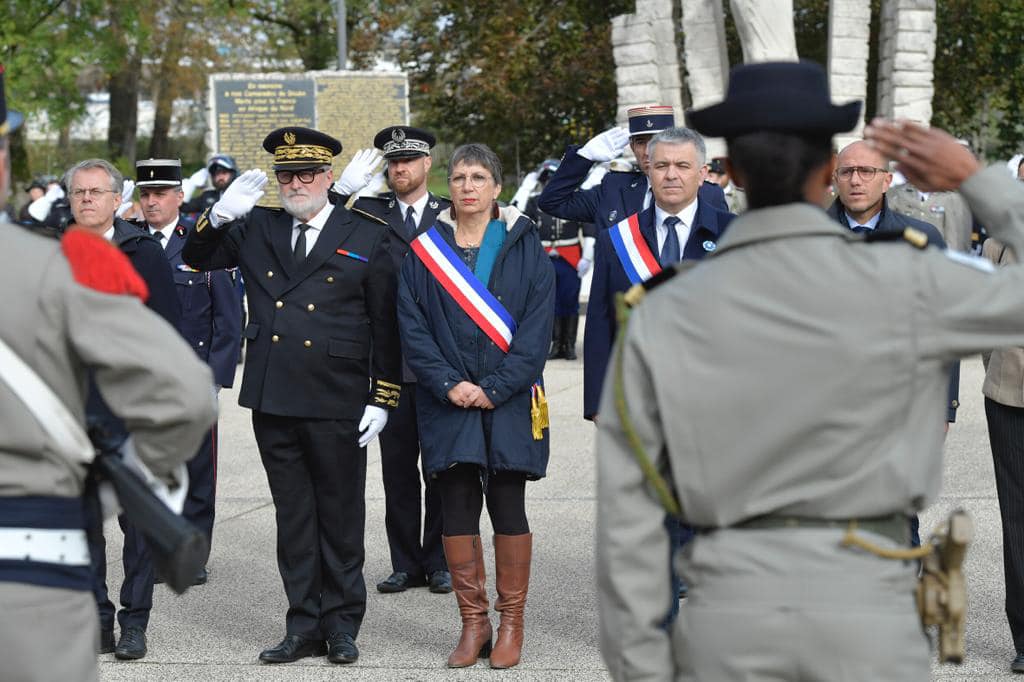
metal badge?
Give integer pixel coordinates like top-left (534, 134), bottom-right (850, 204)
top-left (284, 131), bottom-right (296, 145)
top-left (392, 128), bottom-right (406, 143)
top-left (703, 240), bottom-right (716, 252)
top-left (608, 210), bottom-right (617, 222)
top-left (646, 119), bottom-right (653, 128)
top-left (429, 199), bottom-right (439, 210)
top-left (630, 180), bottom-right (638, 188)
top-left (388, 200), bottom-right (395, 209)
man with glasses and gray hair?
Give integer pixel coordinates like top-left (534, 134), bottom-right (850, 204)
top-left (183, 126), bottom-right (402, 666)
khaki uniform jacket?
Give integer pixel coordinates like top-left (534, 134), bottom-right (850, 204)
top-left (981, 238), bottom-right (1024, 407)
top-left (887, 183), bottom-right (974, 253)
top-left (0, 225), bottom-right (217, 497)
top-left (596, 166), bottom-right (1024, 680)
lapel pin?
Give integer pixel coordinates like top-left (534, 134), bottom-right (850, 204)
top-left (608, 210), bottom-right (617, 221)
top-left (429, 199), bottom-right (439, 210)
top-left (387, 200), bottom-right (395, 209)
top-left (703, 240), bottom-right (716, 252)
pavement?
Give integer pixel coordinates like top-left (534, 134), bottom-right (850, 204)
top-left (96, 350), bottom-right (1020, 681)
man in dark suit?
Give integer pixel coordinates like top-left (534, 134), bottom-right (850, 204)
top-left (537, 105), bottom-right (726, 231)
top-left (64, 158), bottom-right (182, 661)
top-left (135, 158), bottom-right (241, 584)
top-left (183, 127), bottom-right (402, 666)
top-left (350, 125), bottom-right (452, 596)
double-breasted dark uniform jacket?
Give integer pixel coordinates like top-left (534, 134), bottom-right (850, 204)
top-left (398, 206), bottom-right (555, 479)
top-left (826, 196), bottom-right (960, 423)
top-left (583, 202), bottom-right (732, 420)
top-left (182, 204), bottom-right (402, 419)
top-left (537, 144), bottom-right (727, 230)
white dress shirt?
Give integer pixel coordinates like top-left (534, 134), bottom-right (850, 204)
top-left (149, 218), bottom-right (179, 246)
top-left (844, 211), bottom-right (882, 231)
top-left (654, 198), bottom-right (699, 254)
top-left (291, 201), bottom-right (335, 257)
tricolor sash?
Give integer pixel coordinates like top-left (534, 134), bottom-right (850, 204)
top-left (609, 213), bottom-right (661, 285)
top-left (410, 227), bottom-right (517, 353)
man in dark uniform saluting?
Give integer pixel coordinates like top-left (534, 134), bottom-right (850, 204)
top-left (135, 158), bottom-right (241, 584)
top-left (351, 125), bottom-right (453, 595)
top-left (183, 126), bottom-right (402, 665)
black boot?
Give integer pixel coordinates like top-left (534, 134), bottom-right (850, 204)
top-left (562, 315), bottom-right (579, 360)
top-left (548, 316), bottom-right (565, 360)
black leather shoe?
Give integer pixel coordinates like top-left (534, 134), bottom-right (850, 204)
top-left (193, 566), bottom-right (208, 585)
top-left (428, 570), bottom-right (453, 594)
top-left (376, 571), bottom-right (426, 593)
top-left (327, 632), bottom-right (359, 664)
top-left (1012, 653), bottom-right (1024, 673)
top-left (98, 629), bottom-right (115, 654)
top-left (258, 634), bottom-right (326, 663)
top-left (114, 626), bottom-right (147, 660)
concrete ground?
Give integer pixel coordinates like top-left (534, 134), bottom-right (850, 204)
top-left (97, 351), bottom-right (1018, 681)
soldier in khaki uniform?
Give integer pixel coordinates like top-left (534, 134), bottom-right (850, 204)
top-left (887, 180), bottom-right (973, 253)
top-left (596, 60), bottom-right (1022, 681)
top-left (0, 67), bottom-right (217, 681)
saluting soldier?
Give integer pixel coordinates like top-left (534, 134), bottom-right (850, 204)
top-left (349, 125), bottom-right (454, 596)
top-left (596, 60), bottom-right (1024, 680)
top-left (135, 158), bottom-right (241, 584)
top-left (183, 126), bottom-right (402, 666)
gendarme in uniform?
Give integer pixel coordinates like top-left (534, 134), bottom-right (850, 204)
top-left (595, 60), bottom-right (1024, 680)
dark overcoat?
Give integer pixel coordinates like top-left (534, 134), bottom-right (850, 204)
top-left (397, 206), bottom-right (555, 478)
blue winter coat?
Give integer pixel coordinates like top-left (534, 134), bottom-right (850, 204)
top-left (398, 206), bottom-right (555, 479)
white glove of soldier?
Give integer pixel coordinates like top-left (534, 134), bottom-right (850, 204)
top-left (27, 183), bottom-right (65, 222)
top-left (114, 179), bottom-right (135, 218)
top-left (580, 164), bottom-right (608, 190)
top-left (333, 149), bottom-right (383, 197)
top-left (510, 171), bottom-right (540, 209)
top-left (578, 126), bottom-right (630, 163)
top-left (181, 167), bottom-right (210, 198)
top-left (577, 236), bottom-right (596, 277)
top-left (210, 169), bottom-right (267, 227)
top-left (357, 405), bottom-right (388, 447)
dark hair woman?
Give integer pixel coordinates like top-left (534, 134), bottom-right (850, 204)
top-left (397, 143), bottom-right (555, 669)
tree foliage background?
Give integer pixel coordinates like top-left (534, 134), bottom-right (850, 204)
top-left (2, 0), bottom-right (1023, 188)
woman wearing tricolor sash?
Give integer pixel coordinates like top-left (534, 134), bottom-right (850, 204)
top-left (397, 143), bottom-right (555, 670)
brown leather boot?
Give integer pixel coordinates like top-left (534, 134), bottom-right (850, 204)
top-left (490, 533), bottom-right (532, 669)
top-left (443, 535), bottom-right (492, 667)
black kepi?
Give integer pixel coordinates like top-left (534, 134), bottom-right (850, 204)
top-left (686, 61), bottom-right (861, 138)
top-left (263, 127), bottom-right (342, 169)
top-left (136, 159), bottom-right (183, 187)
top-left (373, 126), bottom-right (436, 160)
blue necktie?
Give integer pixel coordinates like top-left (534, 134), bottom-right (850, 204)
top-left (404, 205), bottom-right (417, 237)
top-left (851, 224), bottom-right (870, 234)
top-left (660, 216), bottom-right (681, 265)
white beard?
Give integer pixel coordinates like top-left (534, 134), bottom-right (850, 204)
top-left (279, 189), bottom-right (327, 221)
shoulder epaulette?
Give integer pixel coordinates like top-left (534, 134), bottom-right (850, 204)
top-left (351, 207), bottom-right (388, 226)
top-left (863, 226), bottom-right (929, 249)
top-left (622, 260), bottom-right (699, 308)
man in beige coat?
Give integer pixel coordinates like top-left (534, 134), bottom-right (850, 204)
top-left (596, 59), bottom-right (1022, 681)
top-left (0, 67), bottom-right (218, 682)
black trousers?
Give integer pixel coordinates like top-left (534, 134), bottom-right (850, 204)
top-left (183, 425), bottom-right (217, 545)
top-left (88, 509), bottom-right (154, 631)
top-left (252, 411), bottom-right (367, 640)
top-left (986, 397), bottom-right (1024, 653)
top-left (377, 385), bottom-right (446, 576)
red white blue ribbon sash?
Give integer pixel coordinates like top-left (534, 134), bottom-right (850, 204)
top-left (609, 213), bottom-right (661, 285)
top-left (410, 227), bottom-right (517, 353)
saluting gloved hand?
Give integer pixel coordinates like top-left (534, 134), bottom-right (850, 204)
top-left (181, 167), bottom-right (210, 199)
top-left (357, 405), bottom-right (388, 447)
top-left (333, 148), bottom-right (383, 197)
top-left (27, 183), bottom-right (65, 222)
top-left (509, 171), bottom-right (540, 209)
top-left (114, 179), bottom-right (136, 218)
top-left (210, 169), bottom-right (267, 227)
top-left (578, 126), bottom-right (630, 163)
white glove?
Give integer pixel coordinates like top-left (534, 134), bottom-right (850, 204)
top-left (357, 405), bottom-right (388, 447)
top-left (181, 167), bottom-right (210, 198)
top-left (114, 179), bottom-right (135, 218)
top-left (210, 169), bottom-right (267, 227)
top-left (578, 126), bottom-right (629, 163)
top-left (576, 257), bottom-right (592, 277)
top-left (510, 171), bottom-right (540, 209)
top-left (580, 164), bottom-right (608, 190)
top-left (44, 183), bottom-right (65, 202)
top-left (333, 149), bottom-right (382, 196)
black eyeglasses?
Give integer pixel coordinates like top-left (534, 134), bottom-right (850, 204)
top-left (835, 166), bottom-right (888, 182)
top-left (275, 168), bottom-right (327, 185)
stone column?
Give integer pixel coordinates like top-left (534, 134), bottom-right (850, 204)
top-left (828, 0), bottom-right (871, 149)
top-left (681, 0), bottom-right (730, 157)
top-left (611, 0), bottom-right (683, 126)
top-left (877, 0), bottom-right (936, 123)
top-left (730, 0), bottom-right (798, 62)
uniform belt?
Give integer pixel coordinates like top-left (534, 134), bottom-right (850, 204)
top-left (541, 238), bottom-right (581, 248)
top-left (730, 513), bottom-right (910, 546)
top-left (0, 528), bottom-right (90, 566)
